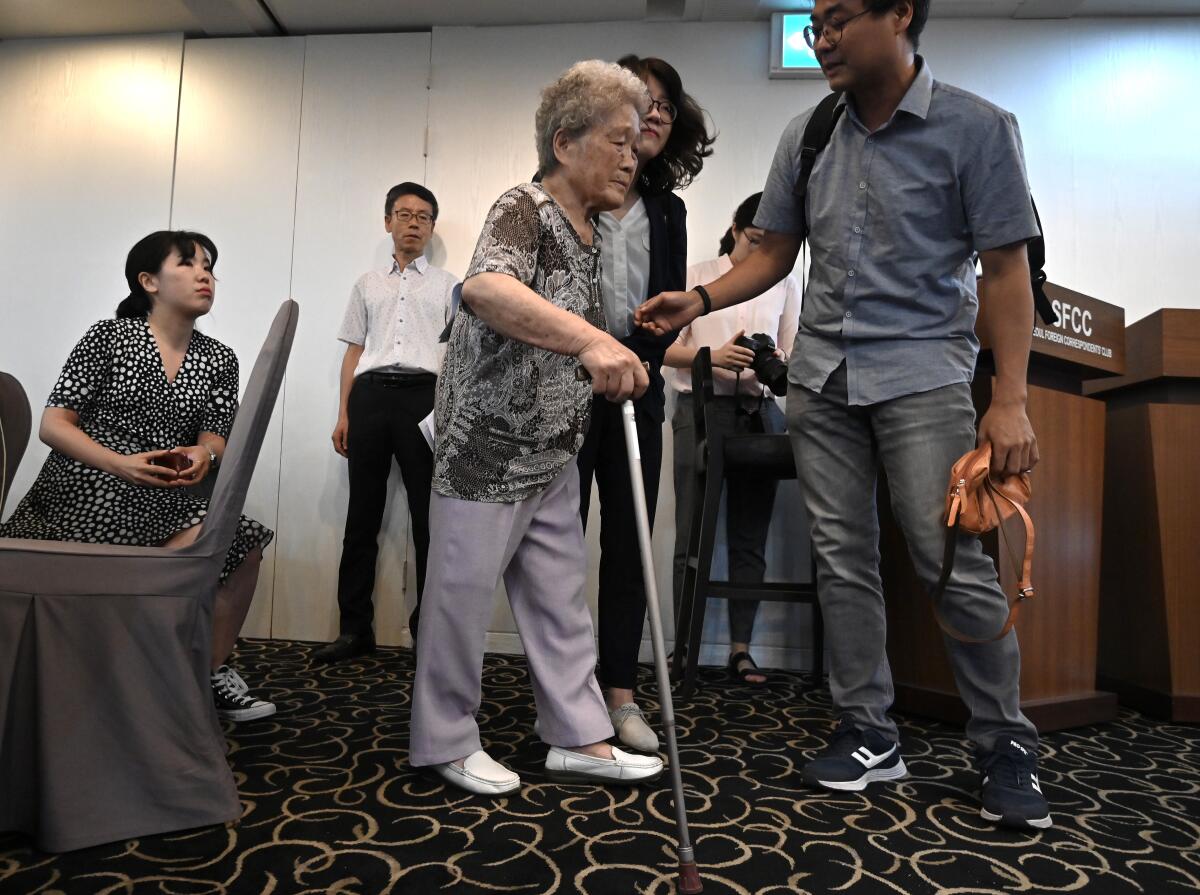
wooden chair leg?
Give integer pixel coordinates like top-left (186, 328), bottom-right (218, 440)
top-left (673, 464), bottom-right (707, 682)
top-left (680, 450), bottom-right (724, 700)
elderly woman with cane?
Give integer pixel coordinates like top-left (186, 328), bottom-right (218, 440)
top-left (408, 60), bottom-right (665, 795)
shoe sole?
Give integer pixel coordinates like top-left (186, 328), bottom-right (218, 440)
top-left (218, 703), bottom-right (277, 722)
top-left (808, 758), bottom-right (909, 792)
top-left (981, 807), bottom-right (1053, 829)
top-left (428, 768), bottom-right (521, 796)
top-left (544, 767), bottom-right (665, 786)
top-left (311, 649), bottom-right (375, 665)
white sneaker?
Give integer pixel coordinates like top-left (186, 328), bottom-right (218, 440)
top-left (432, 750), bottom-right (521, 796)
top-left (609, 703), bottom-right (660, 752)
top-left (544, 746), bottom-right (664, 785)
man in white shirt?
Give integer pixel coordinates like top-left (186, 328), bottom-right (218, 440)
top-left (314, 182), bottom-right (458, 664)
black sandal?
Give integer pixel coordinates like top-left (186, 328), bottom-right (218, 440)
top-left (727, 651), bottom-right (768, 685)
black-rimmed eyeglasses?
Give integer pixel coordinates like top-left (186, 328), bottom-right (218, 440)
top-left (803, 8), bottom-right (873, 49)
top-left (647, 98), bottom-right (678, 124)
top-left (390, 210), bottom-right (433, 225)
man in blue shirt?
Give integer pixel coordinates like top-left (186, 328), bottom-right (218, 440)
top-left (637, 0), bottom-right (1050, 829)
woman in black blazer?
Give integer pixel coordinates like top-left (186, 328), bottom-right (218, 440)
top-left (575, 55), bottom-right (715, 752)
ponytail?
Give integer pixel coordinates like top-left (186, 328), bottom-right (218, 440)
top-left (116, 291), bottom-right (151, 319)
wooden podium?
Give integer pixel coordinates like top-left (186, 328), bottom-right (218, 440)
top-left (1085, 309), bottom-right (1200, 722)
top-left (881, 283), bottom-right (1123, 732)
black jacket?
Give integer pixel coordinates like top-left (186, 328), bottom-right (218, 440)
top-left (622, 190), bottom-right (686, 423)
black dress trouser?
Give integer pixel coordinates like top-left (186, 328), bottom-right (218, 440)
top-left (575, 394), bottom-right (662, 691)
top-left (337, 371), bottom-right (435, 640)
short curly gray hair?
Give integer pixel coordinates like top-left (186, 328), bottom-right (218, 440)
top-left (535, 60), bottom-right (650, 176)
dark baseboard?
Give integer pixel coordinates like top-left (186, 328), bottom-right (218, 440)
top-left (893, 685), bottom-right (1119, 733)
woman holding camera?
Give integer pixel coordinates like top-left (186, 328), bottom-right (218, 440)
top-left (664, 192), bottom-right (801, 685)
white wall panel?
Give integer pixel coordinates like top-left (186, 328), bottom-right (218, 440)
top-left (0, 35), bottom-right (183, 520)
top-left (170, 36), bottom-right (306, 637)
top-left (273, 32), bottom-right (433, 645)
top-left (920, 18), bottom-right (1200, 324)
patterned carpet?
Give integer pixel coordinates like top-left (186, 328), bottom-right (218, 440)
top-left (2, 639), bottom-right (1199, 894)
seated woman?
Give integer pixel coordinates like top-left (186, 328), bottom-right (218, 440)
top-left (665, 192), bottom-right (801, 686)
top-left (0, 230), bottom-right (276, 721)
top-left (409, 60), bottom-right (664, 795)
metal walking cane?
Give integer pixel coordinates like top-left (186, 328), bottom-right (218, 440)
top-left (620, 399), bottom-right (703, 894)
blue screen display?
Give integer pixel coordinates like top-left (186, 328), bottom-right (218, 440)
top-left (780, 13), bottom-right (822, 71)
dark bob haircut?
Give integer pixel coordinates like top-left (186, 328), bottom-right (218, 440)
top-left (718, 192), bottom-right (763, 256)
top-left (617, 55), bottom-right (716, 195)
top-left (866, 0), bottom-right (930, 51)
top-left (117, 230), bottom-right (218, 319)
top-left (385, 182), bottom-right (439, 221)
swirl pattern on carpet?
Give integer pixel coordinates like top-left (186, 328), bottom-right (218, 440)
top-left (2, 639), bottom-right (1198, 894)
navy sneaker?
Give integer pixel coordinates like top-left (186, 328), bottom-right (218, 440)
top-left (978, 738), bottom-right (1052, 829)
top-left (802, 718), bottom-right (908, 791)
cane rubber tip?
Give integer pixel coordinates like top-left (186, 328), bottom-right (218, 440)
top-left (677, 862), bottom-right (703, 893)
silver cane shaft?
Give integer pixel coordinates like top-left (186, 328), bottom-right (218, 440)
top-left (620, 400), bottom-right (695, 863)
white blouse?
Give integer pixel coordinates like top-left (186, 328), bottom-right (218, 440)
top-left (672, 254), bottom-right (802, 397)
top-left (596, 198), bottom-right (650, 338)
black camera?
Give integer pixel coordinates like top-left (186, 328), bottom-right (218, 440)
top-left (733, 332), bottom-right (789, 396)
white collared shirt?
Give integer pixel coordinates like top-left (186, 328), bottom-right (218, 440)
top-left (596, 197), bottom-right (650, 338)
top-left (337, 255), bottom-right (459, 378)
top-left (673, 254), bottom-right (802, 397)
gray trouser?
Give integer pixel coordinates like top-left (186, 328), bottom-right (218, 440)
top-left (671, 395), bottom-right (784, 645)
top-left (409, 461), bottom-right (613, 767)
top-left (788, 364), bottom-right (1037, 752)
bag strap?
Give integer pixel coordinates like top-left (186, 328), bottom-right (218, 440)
top-left (1028, 198), bottom-right (1055, 325)
top-left (792, 92), bottom-right (845, 239)
top-left (931, 479), bottom-right (1035, 643)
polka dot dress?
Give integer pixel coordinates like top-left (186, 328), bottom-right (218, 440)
top-left (0, 318), bottom-right (274, 582)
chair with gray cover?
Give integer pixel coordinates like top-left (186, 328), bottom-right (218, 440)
top-left (0, 371), bottom-right (33, 519)
top-left (0, 300), bottom-right (298, 852)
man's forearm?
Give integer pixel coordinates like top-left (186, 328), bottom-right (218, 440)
top-left (704, 231), bottom-right (801, 312)
top-left (463, 272), bottom-right (603, 357)
top-left (980, 251), bottom-right (1034, 405)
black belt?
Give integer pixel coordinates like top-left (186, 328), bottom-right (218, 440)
top-left (360, 369), bottom-right (436, 388)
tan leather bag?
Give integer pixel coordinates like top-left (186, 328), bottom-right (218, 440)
top-left (931, 443), bottom-right (1035, 643)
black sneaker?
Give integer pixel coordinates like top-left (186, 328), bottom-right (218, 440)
top-left (211, 665), bottom-right (276, 722)
top-left (978, 738), bottom-right (1052, 829)
top-left (802, 718), bottom-right (908, 791)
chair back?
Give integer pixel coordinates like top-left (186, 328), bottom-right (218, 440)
top-left (182, 301), bottom-right (298, 575)
top-left (0, 371), bottom-right (33, 517)
top-left (690, 347), bottom-right (716, 463)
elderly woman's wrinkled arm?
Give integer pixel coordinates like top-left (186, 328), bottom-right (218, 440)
top-left (462, 272), bottom-right (647, 401)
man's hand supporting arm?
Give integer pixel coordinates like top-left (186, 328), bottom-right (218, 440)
top-left (635, 230), bottom-right (803, 335)
top-left (976, 243), bottom-right (1039, 476)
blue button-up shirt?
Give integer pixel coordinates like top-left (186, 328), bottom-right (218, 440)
top-left (755, 58), bottom-right (1039, 405)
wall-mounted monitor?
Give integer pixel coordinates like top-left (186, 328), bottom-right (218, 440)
top-left (769, 10), bottom-right (825, 80)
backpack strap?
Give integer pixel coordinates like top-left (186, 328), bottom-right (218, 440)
top-left (792, 92), bottom-right (845, 238)
top-left (1027, 198), bottom-right (1055, 325)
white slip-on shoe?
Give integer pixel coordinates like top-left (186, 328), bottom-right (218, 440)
top-left (432, 750), bottom-right (521, 796)
top-left (609, 703), bottom-right (660, 752)
top-left (544, 746), bottom-right (664, 785)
